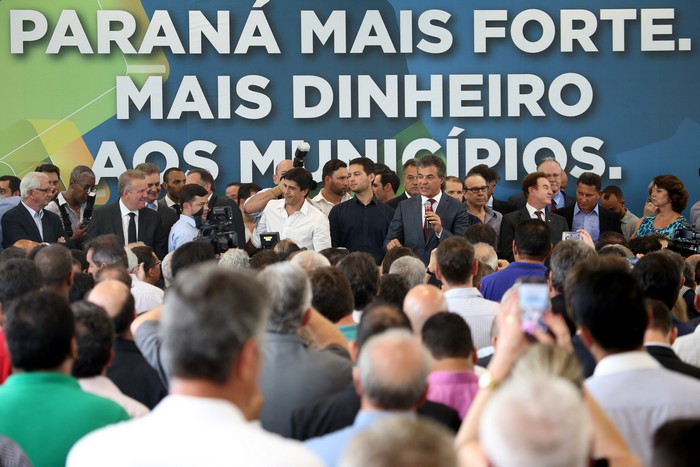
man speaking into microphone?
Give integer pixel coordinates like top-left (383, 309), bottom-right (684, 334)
top-left (384, 155), bottom-right (479, 265)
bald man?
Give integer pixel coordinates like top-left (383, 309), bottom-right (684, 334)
top-left (403, 284), bottom-right (448, 335)
top-left (87, 280), bottom-right (166, 409)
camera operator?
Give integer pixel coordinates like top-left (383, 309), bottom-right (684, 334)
top-left (45, 165), bottom-right (97, 249)
top-left (168, 184), bottom-right (209, 252)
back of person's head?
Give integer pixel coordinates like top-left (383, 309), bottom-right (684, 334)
top-left (94, 264), bottom-right (132, 287)
top-left (218, 248), bottom-right (250, 271)
top-left (310, 266), bottom-right (354, 324)
top-left (628, 236), bottom-right (662, 256)
top-left (71, 249), bottom-right (88, 273)
top-left (5, 291), bottom-right (74, 371)
top-left (403, 284), bottom-right (448, 335)
top-left (0, 247), bottom-right (26, 263)
top-left (567, 256), bottom-right (647, 352)
top-left (549, 240), bottom-right (597, 293)
top-left (597, 244), bottom-right (634, 258)
top-left (71, 301), bottom-right (114, 378)
top-left (421, 312), bottom-right (473, 360)
top-left (0, 258), bottom-right (42, 311)
top-left (170, 241), bottom-right (216, 278)
top-left (161, 251), bottom-right (175, 287)
top-left (358, 329), bottom-right (430, 410)
top-left (34, 244), bottom-right (73, 289)
top-left (130, 245), bottom-right (156, 270)
top-left (436, 237), bottom-right (475, 285)
top-left (273, 239), bottom-right (300, 261)
top-left (463, 223), bottom-right (498, 249)
top-left (69, 272), bottom-right (96, 303)
top-left (85, 234), bottom-right (128, 269)
top-left (634, 252), bottom-right (683, 309)
top-left (319, 247), bottom-right (349, 266)
top-left (258, 262), bottom-right (311, 334)
top-left (514, 219), bottom-right (551, 260)
top-left (511, 344), bottom-right (584, 388)
top-left (646, 298), bottom-right (674, 336)
top-left (684, 261), bottom-right (696, 289)
top-left (290, 250), bottom-right (330, 272)
top-left (87, 279), bottom-right (135, 336)
top-left (338, 252), bottom-right (380, 311)
top-left (473, 242), bottom-right (498, 271)
top-left (380, 246), bottom-right (415, 275)
top-left (356, 304), bottom-right (412, 351)
top-left (374, 274), bottom-right (410, 311)
top-left (480, 376), bottom-right (590, 467)
top-left (389, 256), bottom-right (426, 289)
top-left (339, 417), bottom-right (457, 467)
top-left (653, 419), bottom-right (700, 467)
top-left (163, 264), bottom-right (270, 383)
top-left (595, 231), bottom-right (628, 251)
top-left (249, 249), bottom-right (280, 270)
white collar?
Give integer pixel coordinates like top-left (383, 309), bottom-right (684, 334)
top-left (119, 199), bottom-right (138, 216)
top-left (421, 191), bottom-right (443, 206)
top-left (592, 350), bottom-right (661, 377)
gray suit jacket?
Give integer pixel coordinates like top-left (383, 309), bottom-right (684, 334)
top-left (384, 194), bottom-right (478, 265)
top-left (499, 207), bottom-right (568, 262)
top-left (87, 203), bottom-right (168, 258)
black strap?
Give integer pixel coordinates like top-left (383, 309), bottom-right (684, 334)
top-left (54, 199), bottom-right (73, 238)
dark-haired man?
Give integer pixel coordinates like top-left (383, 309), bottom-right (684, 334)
top-left (329, 158), bottom-right (395, 264)
top-left (386, 159), bottom-right (420, 209)
top-left (482, 219), bottom-right (551, 302)
top-left (372, 164), bottom-right (399, 203)
top-left (498, 171), bottom-right (568, 263)
top-left (168, 183), bottom-right (209, 252)
top-left (600, 185), bottom-right (640, 241)
top-left (312, 159), bottom-right (350, 216)
top-left (0, 292), bottom-right (129, 467)
top-left (35, 163), bottom-right (62, 201)
top-left (384, 155), bottom-right (477, 265)
top-left (158, 168), bottom-right (186, 212)
top-left (567, 257), bottom-right (700, 465)
top-left (0, 175), bottom-right (21, 198)
top-left (253, 168), bottom-right (331, 251)
top-left (554, 172), bottom-right (621, 244)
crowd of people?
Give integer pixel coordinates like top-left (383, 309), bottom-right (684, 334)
top-left (0, 157), bottom-right (699, 466)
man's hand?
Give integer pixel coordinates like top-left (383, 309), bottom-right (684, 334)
top-left (426, 211), bottom-right (443, 235)
top-left (70, 222), bottom-right (88, 243)
top-left (386, 238), bottom-right (403, 250)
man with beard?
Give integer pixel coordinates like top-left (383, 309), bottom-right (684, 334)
top-left (329, 158), bottom-right (395, 264)
top-left (312, 160), bottom-right (351, 216)
top-left (168, 184), bottom-right (209, 252)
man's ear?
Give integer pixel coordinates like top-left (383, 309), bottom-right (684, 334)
top-left (349, 340), bottom-right (360, 363)
top-left (352, 366), bottom-right (362, 396)
top-left (471, 259), bottom-right (479, 277)
top-left (578, 326), bottom-right (594, 348)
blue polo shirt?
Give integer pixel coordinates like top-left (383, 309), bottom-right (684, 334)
top-left (329, 196), bottom-right (395, 264)
top-left (480, 262), bottom-right (548, 302)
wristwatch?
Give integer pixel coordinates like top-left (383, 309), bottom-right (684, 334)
top-left (478, 371), bottom-right (500, 390)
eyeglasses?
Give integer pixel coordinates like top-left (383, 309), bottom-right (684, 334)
top-left (465, 186), bottom-right (489, 194)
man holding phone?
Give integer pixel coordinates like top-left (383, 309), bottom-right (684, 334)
top-left (45, 165), bottom-right (97, 249)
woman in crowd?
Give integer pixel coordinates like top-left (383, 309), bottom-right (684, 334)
top-left (633, 174), bottom-right (689, 239)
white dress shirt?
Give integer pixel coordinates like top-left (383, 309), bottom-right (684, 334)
top-left (78, 376), bottom-right (149, 419)
top-left (252, 199), bottom-right (331, 251)
top-left (444, 287), bottom-right (499, 350)
top-left (119, 200), bottom-right (138, 245)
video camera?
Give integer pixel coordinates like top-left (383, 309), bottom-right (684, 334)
top-left (668, 227), bottom-right (700, 257)
top-left (197, 206), bottom-right (239, 255)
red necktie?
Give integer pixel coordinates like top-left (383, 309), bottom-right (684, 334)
top-left (551, 199), bottom-right (557, 212)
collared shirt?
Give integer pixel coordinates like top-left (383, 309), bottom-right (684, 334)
top-left (45, 192), bottom-right (85, 233)
top-left (420, 192), bottom-right (443, 231)
top-left (620, 209), bottom-right (640, 241)
top-left (672, 324), bottom-right (700, 367)
top-left (329, 196), bottom-right (395, 264)
top-left (21, 201), bottom-right (44, 240)
top-left (426, 370), bottom-right (479, 419)
top-left (480, 262), bottom-right (548, 302)
top-left (525, 202), bottom-right (546, 220)
top-left (483, 205), bottom-right (502, 236)
top-left (119, 199), bottom-right (138, 245)
top-left (252, 199), bottom-right (331, 251)
top-left (444, 287), bottom-right (499, 350)
top-left (305, 411), bottom-right (415, 467)
top-left (311, 191), bottom-right (351, 217)
top-left (573, 203), bottom-right (601, 243)
top-left (586, 351), bottom-right (700, 465)
top-left (78, 376), bottom-right (149, 419)
top-left (129, 274), bottom-right (164, 315)
top-left (551, 191), bottom-right (565, 210)
top-left (163, 196), bottom-right (177, 208)
top-left (168, 215), bottom-right (199, 252)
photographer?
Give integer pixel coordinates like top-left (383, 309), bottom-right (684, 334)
top-left (45, 165), bottom-right (97, 249)
top-left (168, 184), bottom-right (209, 252)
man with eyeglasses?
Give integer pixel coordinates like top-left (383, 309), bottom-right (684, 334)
top-left (35, 163), bottom-right (62, 202)
top-left (1, 172), bottom-right (68, 248)
top-left (45, 165), bottom-right (96, 249)
top-left (508, 158), bottom-right (575, 212)
top-left (384, 155), bottom-right (478, 265)
top-left (464, 174), bottom-right (502, 237)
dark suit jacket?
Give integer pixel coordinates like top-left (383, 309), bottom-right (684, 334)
top-left (289, 384), bottom-right (461, 441)
top-left (1, 203), bottom-right (68, 248)
top-left (384, 194), bottom-right (479, 264)
top-left (509, 191), bottom-right (575, 211)
top-left (207, 195), bottom-right (246, 249)
top-left (107, 338), bottom-right (168, 409)
top-left (86, 203), bottom-right (168, 258)
top-left (554, 204), bottom-right (622, 237)
top-left (386, 192), bottom-right (408, 209)
top-left (498, 207), bottom-right (568, 262)
top-left (155, 203), bottom-right (178, 235)
top-left (646, 345), bottom-right (700, 380)
top-left (492, 198), bottom-right (515, 216)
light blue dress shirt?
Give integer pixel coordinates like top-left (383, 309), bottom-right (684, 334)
top-left (168, 215), bottom-right (199, 252)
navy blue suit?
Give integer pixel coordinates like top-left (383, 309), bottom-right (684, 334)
top-left (1, 203), bottom-right (68, 248)
top-left (87, 203), bottom-right (167, 259)
top-left (384, 194), bottom-right (478, 265)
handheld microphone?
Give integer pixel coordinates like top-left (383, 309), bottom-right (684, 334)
top-left (424, 200), bottom-right (433, 230)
